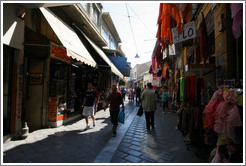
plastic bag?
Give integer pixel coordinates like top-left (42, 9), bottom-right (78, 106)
top-left (137, 106), bottom-right (143, 116)
top-left (118, 111), bottom-right (125, 124)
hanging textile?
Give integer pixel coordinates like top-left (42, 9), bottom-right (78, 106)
top-left (177, 79), bottom-right (180, 103)
top-left (185, 76), bottom-right (190, 102)
top-left (203, 91), bottom-right (224, 130)
top-left (170, 3), bottom-right (193, 23)
top-left (230, 3), bottom-right (243, 39)
top-left (152, 56), bottom-right (157, 74)
top-left (214, 102), bottom-right (242, 140)
top-left (235, 106), bottom-right (243, 145)
top-left (157, 3), bottom-right (184, 45)
top-left (156, 3), bottom-right (163, 44)
top-left (199, 12), bottom-right (208, 65)
top-left (162, 63), bottom-right (170, 78)
top-left (182, 4), bottom-right (193, 23)
top-left (174, 70), bottom-right (178, 84)
top-left (156, 44), bottom-right (163, 67)
top-left (189, 75), bottom-right (196, 100)
top-left (180, 77), bottom-right (185, 102)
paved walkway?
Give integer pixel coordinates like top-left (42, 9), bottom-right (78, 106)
top-left (2, 99), bottom-right (207, 164)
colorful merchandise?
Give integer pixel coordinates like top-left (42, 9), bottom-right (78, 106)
top-left (185, 76), bottom-right (190, 102)
top-left (214, 102), bottom-right (242, 140)
top-left (189, 75), bottom-right (196, 100)
top-left (180, 77), bottom-right (185, 102)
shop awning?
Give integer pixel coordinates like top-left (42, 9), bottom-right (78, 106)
top-left (82, 32), bottom-right (124, 79)
top-left (40, 7), bottom-right (96, 67)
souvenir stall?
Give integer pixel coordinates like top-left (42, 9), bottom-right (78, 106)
top-left (204, 86), bottom-right (243, 163)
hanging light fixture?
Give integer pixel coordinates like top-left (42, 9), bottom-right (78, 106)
top-left (135, 53), bottom-right (140, 58)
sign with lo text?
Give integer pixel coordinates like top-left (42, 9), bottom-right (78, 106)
top-left (172, 21), bottom-right (196, 44)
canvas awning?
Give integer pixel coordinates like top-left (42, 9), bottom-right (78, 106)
top-left (81, 32), bottom-right (124, 79)
top-left (40, 7), bottom-right (96, 67)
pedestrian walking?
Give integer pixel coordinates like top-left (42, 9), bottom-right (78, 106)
top-left (159, 85), bottom-right (170, 113)
top-left (108, 85), bottom-right (124, 136)
top-left (92, 84), bottom-right (99, 115)
top-left (121, 87), bottom-right (126, 101)
top-left (81, 83), bottom-right (97, 131)
top-left (135, 86), bottom-right (141, 106)
top-left (130, 88), bottom-right (135, 103)
top-left (140, 82), bottom-right (157, 130)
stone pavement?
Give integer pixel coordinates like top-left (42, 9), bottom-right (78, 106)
top-left (2, 99), bottom-right (207, 164)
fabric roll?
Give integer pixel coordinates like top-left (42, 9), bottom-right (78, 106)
top-left (185, 76), bottom-right (190, 102)
top-left (189, 75), bottom-right (196, 100)
top-left (180, 77), bottom-right (185, 102)
top-left (177, 80), bottom-right (180, 103)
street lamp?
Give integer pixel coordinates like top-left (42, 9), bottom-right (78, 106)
top-left (135, 53), bottom-right (140, 58)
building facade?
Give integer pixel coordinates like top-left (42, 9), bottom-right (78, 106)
top-left (3, 3), bottom-right (127, 137)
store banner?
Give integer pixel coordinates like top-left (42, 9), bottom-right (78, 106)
top-left (172, 21), bottom-right (196, 44)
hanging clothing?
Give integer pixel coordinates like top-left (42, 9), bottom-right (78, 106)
top-left (199, 12), bottom-right (208, 64)
top-left (235, 106), bottom-right (243, 145)
top-left (152, 56), bottom-right (157, 74)
top-left (185, 76), bottom-right (190, 102)
top-left (180, 77), bottom-right (185, 102)
top-left (157, 3), bottom-right (184, 45)
top-left (162, 63), bottom-right (170, 78)
top-left (189, 75), bottom-right (196, 100)
top-left (177, 79), bottom-right (180, 103)
top-left (214, 102), bottom-right (242, 140)
top-left (203, 97), bottom-right (223, 129)
top-left (156, 44), bottom-right (163, 67)
top-left (230, 3), bottom-right (243, 39)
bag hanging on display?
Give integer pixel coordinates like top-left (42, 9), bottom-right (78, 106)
top-left (118, 110), bottom-right (125, 124)
top-left (137, 106), bottom-right (143, 116)
top-left (180, 77), bottom-right (185, 102)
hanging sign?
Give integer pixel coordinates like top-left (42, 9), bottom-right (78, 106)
top-left (172, 21), bottom-right (196, 44)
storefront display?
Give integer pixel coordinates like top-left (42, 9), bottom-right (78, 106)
top-left (48, 60), bottom-right (68, 122)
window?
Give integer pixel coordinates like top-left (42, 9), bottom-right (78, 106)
top-left (102, 24), bottom-right (117, 49)
top-left (102, 25), bottom-right (110, 44)
top-left (110, 38), bottom-right (116, 50)
top-left (93, 7), bottom-right (99, 27)
top-left (81, 3), bottom-right (87, 11)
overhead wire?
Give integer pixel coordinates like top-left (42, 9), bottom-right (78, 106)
top-left (127, 4), bottom-right (155, 37)
top-left (125, 3), bottom-right (139, 56)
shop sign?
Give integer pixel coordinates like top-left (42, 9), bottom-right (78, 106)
top-left (50, 42), bottom-right (70, 62)
top-left (28, 73), bottom-right (43, 85)
top-left (172, 21), bottom-right (196, 44)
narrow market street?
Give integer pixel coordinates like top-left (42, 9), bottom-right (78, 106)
top-left (3, 99), bottom-right (206, 163)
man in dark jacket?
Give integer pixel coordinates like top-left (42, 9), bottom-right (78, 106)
top-left (108, 85), bottom-right (124, 136)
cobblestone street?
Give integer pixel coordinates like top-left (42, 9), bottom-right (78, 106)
top-left (3, 100), bottom-right (206, 163)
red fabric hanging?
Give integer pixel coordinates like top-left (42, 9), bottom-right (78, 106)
top-left (189, 75), bottom-right (196, 100)
top-left (156, 3), bottom-right (163, 44)
top-left (156, 44), bottom-right (163, 67)
top-left (182, 4), bottom-right (193, 23)
top-left (152, 56), bottom-right (157, 74)
top-left (157, 3), bottom-right (185, 45)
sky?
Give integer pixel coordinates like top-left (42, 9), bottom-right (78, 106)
top-left (102, 2), bottom-right (159, 68)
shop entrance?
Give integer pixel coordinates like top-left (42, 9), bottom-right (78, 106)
top-left (25, 57), bottom-right (45, 131)
top-left (3, 45), bottom-right (14, 135)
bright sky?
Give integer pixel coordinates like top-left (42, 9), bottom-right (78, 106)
top-left (102, 2), bottom-right (159, 68)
